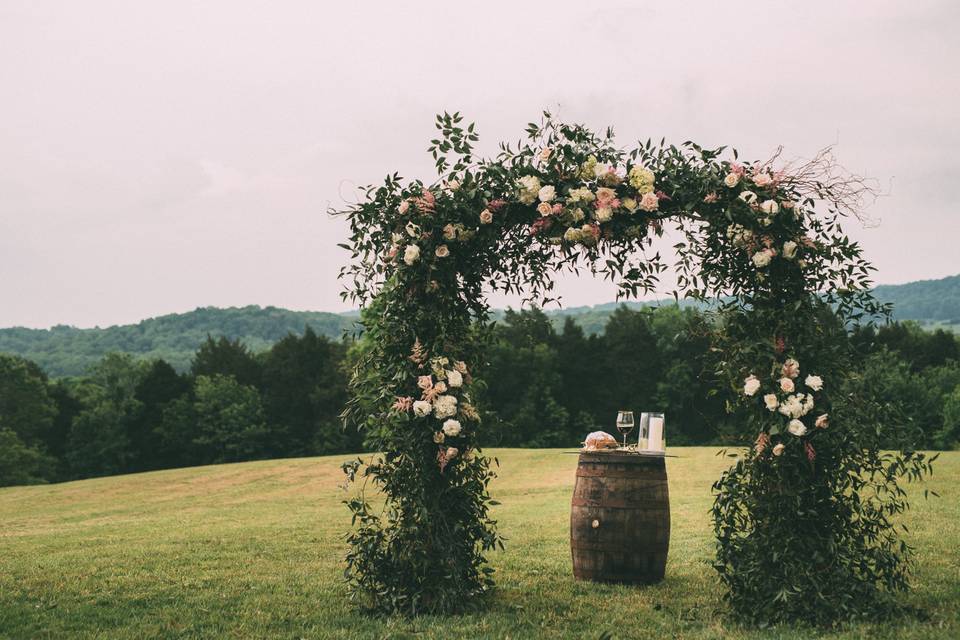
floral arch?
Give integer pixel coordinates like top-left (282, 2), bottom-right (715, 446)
top-left (337, 112), bottom-right (933, 624)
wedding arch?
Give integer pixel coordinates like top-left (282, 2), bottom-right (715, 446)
top-left (336, 112), bottom-right (934, 624)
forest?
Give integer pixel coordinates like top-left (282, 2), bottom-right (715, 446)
top-left (2, 305), bottom-right (960, 487)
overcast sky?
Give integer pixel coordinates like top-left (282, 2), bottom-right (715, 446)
top-left (2, 0), bottom-right (958, 329)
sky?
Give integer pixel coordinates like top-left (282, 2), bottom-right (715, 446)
top-left (2, 0), bottom-right (958, 329)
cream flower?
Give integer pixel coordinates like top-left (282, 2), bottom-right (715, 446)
top-left (442, 419), bottom-right (462, 437)
top-left (538, 185), bottom-right (556, 202)
top-left (622, 197), bottom-right (639, 212)
top-left (568, 187), bottom-right (595, 203)
top-left (760, 200), bottom-right (780, 215)
top-left (435, 245), bottom-right (450, 258)
top-left (787, 419), bottom-right (808, 437)
top-left (480, 209), bottom-right (493, 224)
top-left (639, 192), bottom-right (659, 212)
top-left (782, 240), bottom-right (798, 260)
top-left (405, 221), bottom-right (421, 237)
top-left (815, 414), bottom-right (829, 429)
top-left (403, 244), bottom-right (421, 265)
top-left (752, 249), bottom-right (774, 268)
top-left (398, 200), bottom-right (410, 215)
top-left (445, 447), bottom-right (459, 460)
top-left (782, 358), bottom-right (800, 379)
top-left (446, 370), bottom-right (463, 388)
top-left (779, 377), bottom-right (795, 393)
top-left (537, 202), bottom-right (553, 216)
top-left (805, 375), bottom-right (823, 391)
top-left (564, 227), bottom-right (583, 243)
top-left (413, 400), bottom-right (432, 417)
top-left (518, 175), bottom-right (542, 204)
top-left (433, 431), bottom-right (445, 443)
top-left (773, 443), bottom-right (785, 456)
top-left (433, 395), bottom-right (459, 419)
top-left (743, 374), bottom-right (761, 396)
top-left (724, 172), bottom-right (740, 188)
top-left (594, 206), bottom-right (613, 223)
top-left (628, 166), bottom-right (655, 190)
top-left (571, 207), bottom-right (586, 222)
top-left (442, 224), bottom-right (457, 241)
top-left (739, 190), bottom-right (758, 204)
top-left (763, 393), bottom-right (779, 411)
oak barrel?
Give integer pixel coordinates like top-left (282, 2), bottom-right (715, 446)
top-left (570, 451), bottom-right (670, 584)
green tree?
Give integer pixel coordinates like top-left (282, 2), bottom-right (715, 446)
top-left (131, 359), bottom-right (191, 471)
top-left (260, 328), bottom-right (353, 456)
top-left (192, 374), bottom-right (269, 463)
top-left (0, 353), bottom-right (57, 448)
top-left (191, 336), bottom-right (262, 388)
top-left (935, 385), bottom-right (960, 449)
top-left (0, 423), bottom-right (54, 486)
top-left (66, 354), bottom-right (144, 478)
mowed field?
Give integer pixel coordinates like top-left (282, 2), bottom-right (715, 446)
top-left (1, 448), bottom-right (958, 640)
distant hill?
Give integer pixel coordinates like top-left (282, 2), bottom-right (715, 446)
top-left (0, 306), bottom-right (361, 377)
top-left (2, 274), bottom-right (957, 377)
top-left (873, 274), bottom-right (960, 324)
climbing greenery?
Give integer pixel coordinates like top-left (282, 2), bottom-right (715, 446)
top-left (336, 111), bottom-right (934, 622)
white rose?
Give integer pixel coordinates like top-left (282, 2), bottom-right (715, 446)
top-left (594, 206), bottom-right (613, 223)
top-left (479, 209), bottom-right (493, 224)
top-left (779, 377), bottom-right (795, 393)
top-left (391, 232), bottom-right (404, 244)
top-left (445, 447), bottom-right (459, 460)
top-left (413, 400), bottom-right (432, 417)
top-left (787, 419), bottom-right (808, 437)
top-left (782, 240), bottom-right (798, 260)
top-left (446, 370), bottom-right (463, 388)
top-left (564, 227), bottom-right (582, 243)
top-left (760, 200), bottom-right (780, 215)
top-left (405, 222), bottom-right (421, 237)
top-left (435, 245), bottom-right (450, 258)
top-left (805, 375), bottom-right (823, 391)
top-left (743, 375), bottom-right (761, 396)
top-left (772, 443), bottom-right (785, 456)
top-left (724, 172), bottom-right (740, 188)
top-left (403, 244), bottom-right (421, 265)
top-left (433, 395), bottom-right (459, 419)
top-left (763, 393), bottom-right (779, 411)
top-left (739, 190), bottom-right (758, 204)
top-left (538, 185), bottom-right (556, 202)
top-left (815, 414), bottom-right (829, 429)
top-left (442, 419), bottom-right (462, 437)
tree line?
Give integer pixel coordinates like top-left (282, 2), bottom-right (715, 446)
top-left (3, 306), bottom-right (959, 486)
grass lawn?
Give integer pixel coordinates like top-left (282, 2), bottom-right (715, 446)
top-left (1, 447), bottom-right (958, 639)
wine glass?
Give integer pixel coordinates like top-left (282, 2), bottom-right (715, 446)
top-left (616, 411), bottom-right (635, 449)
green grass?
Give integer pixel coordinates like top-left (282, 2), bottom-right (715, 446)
top-left (1, 448), bottom-right (957, 639)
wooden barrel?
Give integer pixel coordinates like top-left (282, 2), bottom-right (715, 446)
top-left (570, 451), bottom-right (670, 584)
